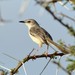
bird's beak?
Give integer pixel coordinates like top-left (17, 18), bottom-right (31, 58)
top-left (19, 21), bottom-right (25, 23)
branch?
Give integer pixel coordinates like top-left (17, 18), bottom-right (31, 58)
top-left (59, 13), bottom-right (75, 22)
top-left (45, 7), bottom-right (75, 37)
top-left (45, 6), bottom-right (75, 36)
top-left (35, 0), bottom-right (75, 37)
top-left (10, 52), bottom-right (64, 75)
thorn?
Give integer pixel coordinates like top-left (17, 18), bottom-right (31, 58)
top-left (27, 48), bottom-right (35, 57)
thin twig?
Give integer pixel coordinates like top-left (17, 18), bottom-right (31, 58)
top-left (2, 53), bottom-right (27, 75)
top-left (2, 53), bottom-right (20, 62)
top-left (28, 48), bottom-right (35, 56)
top-left (0, 65), bottom-right (11, 72)
top-left (55, 56), bottom-right (61, 75)
top-left (59, 13), bottom-right (75, 22)
top-left (21, 62), bottom-right (27, 75)
top-left (53, 61), bottom-right (71, 75)
top-left (40, 58), bottom-right (51, 75)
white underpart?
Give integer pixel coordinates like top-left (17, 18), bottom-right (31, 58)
top-left (29, 32), bottom-right (43, 47)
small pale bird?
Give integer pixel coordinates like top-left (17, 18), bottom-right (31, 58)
top-left (19, 19), bottom-right (69, 54)
top-left (19, 19), bottom-right (53, 51)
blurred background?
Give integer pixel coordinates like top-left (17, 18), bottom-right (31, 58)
top-left (0, 0), bottom-right (75, 75)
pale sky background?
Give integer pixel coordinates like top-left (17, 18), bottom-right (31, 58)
top-left (0, 0), bottom-right (75, 75)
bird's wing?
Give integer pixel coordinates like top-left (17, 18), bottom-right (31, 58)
top-left (30, 27), bottom-right (52, 45)
top-left (41, 27), bottom-right (53, 41)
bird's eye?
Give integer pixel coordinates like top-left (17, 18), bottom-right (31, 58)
top-left (27, 21), bottom-right (31, 23)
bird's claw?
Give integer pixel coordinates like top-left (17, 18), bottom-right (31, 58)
top-left (43, 51), bottom-right (48, 57)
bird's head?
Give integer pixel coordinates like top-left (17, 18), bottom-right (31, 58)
top-left (19, 19), bottom-right (39, 29)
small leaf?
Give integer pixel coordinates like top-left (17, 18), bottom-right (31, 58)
top-left (67, 62), bottom-right (75, 72)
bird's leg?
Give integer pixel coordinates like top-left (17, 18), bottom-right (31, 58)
top-left (32, 47), bottom-right (41, 59)
top-left (34, 47), bottom-right (40, 55)
top-left (34, 44), bottom-right (42, 56)
top-left (43, 45), bottom-right (49, 56)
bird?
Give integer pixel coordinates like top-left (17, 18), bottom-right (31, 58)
top-left (19, 19), bottom-right (69, 54)
top-left (19, 19), bottom-right (53, 52)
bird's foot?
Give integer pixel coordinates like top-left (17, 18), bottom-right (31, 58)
top-left (32, 54), bottom-right (37, 60)
top-left (43, 51), bottom-right (48, 57)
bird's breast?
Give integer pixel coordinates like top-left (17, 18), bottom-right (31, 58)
top-left (28, 32), bottom-right (44, 46)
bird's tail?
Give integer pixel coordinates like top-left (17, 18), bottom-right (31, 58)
top-left (47, 39), bottom-right (70, 54)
